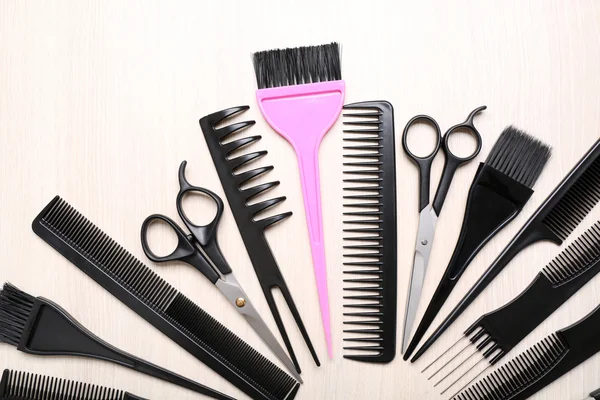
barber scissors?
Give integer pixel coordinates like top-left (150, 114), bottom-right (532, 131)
top-left (141, 161), bottom-right (301, 382)
top-left (401, 106), bottom-right (486, 354)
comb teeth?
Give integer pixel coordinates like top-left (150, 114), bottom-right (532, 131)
top-left (34, 196), bottom-right (298, 400)
top-left (542, 157), bottom-right (600, 241)
top-left (0, 369), bottom-right (129, 399)
top-left (0, 283), bottom-right (35, 346)
top-left (543, 220), bottom-right (600, 284)
top-left (342, 101), bottom-right (397, 363)
top-left (485, 126), bottom-right (552, 188)
top-left (453, 334), bottom-right (567, 400)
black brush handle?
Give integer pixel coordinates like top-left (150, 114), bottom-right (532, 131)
top-left (20, 298), bottom-right (234, 400)
top-left (403, 164), bottom-right (533, 359)
top-left (514, 303), bottom-right (600, 400)
top-left (590, 388), bottom-right (600, 399)
top-left (468, 258), bottom-right (600, 352)
top-left (411, 220), bottom-right (559, 362)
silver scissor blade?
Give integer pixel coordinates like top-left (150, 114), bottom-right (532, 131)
top-left (215, 275), bottom-right (303, 383)
top-left (402, 206), bottom-right (437, 354)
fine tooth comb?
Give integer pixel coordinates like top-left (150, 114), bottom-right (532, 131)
top-left (200, 106), bottom-right (319, 371)
top-left (403, 127), bottom-right (551, 359)
top-left (341, 100), bottom-right (398, 363)
top-left (425, 221), bottom-right (600, 395)
top-left (0, 369), bottom-right (147, 399)
top-left (453, 301), bottom-right (600, 400)
top-left (0, 283), bottom-right (229, 400)
top-left (413, 137), bottom-right (600, 362)
top-left (32, 196), bottom-right (300, 400)
top-left (252, 42), bottom-right (345, 357)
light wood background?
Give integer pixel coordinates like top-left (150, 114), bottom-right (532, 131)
top-left (1, 1), bottom-right (600, 399)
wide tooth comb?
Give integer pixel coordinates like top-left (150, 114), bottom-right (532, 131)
top-left (342, 100), bottom-right (397, 363)
top-left (32, 196), bottom-right (299, 400)
top-left (0, 369), bottom-right (147, 399)
top-left (200, 106), bottom-right (319, 371)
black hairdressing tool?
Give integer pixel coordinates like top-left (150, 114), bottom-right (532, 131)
top-left (342, 100), bottom-right (398, 363)
top-left (401, 106), bottom-right (486, 356)
top-left (425, 221), bottom-right (600, 395)
top-left (0, 283), bottom-right (230, 400)
top-left (0, 369), bottom-right (147, 399)
top-left (453, 301), bottom-right (600, 400)
top-left (404, 127), bottom-right (552, 360)
top-left (412, 138), bottom-right (600, 363)
top-left (199, 106), bottom-right (319, 370)
top-left (141, 161), bottom-right (300, 381)
top-left (32, 196), bottom-right (299, 400)
top-left (584, 388), bottom-right (600, 400)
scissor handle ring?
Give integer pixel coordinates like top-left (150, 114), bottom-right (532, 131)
top-left (442, 124), bottom-right (483, 164)
top-left (140, 214), bottom-right (196, 263)
top-left (402, 115), bottom-right (442, 163)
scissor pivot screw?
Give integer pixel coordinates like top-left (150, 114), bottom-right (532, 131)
top-left (236, 297), bottom-right (246, 307)
top-left (421, 240), bottom-right (428, 245)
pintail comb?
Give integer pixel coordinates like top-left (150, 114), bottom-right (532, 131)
top-left (341, 100), bottom-right (398, 363)
top-left (0, 369), bottom-right (147, 399)
top-left (252, 43), bottom-right (345, 357)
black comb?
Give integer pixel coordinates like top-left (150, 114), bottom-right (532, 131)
top-left (0, 283), bottom-right (230, 400)
top-left (341, 100), bottom-right (398, 363)
top-left (0, 369), bottom-right (147, 399)
top-left (424, 221), bottom-right (600, 394)
top-left (413, 138), bottom-right (600, 362)
top-left (453, 301), bottom-right (600, 400)
top-left (32, 196), bottom-right (299, 400)
top-left (199, 106), bottom-right (319, 370)
top-left (403, 127), bottom-right (551, 360)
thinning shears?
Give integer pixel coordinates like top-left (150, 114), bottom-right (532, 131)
top-left (401, 106), bottom-right (485, 355)
top-left (141, 161), bottom-right (301, 382)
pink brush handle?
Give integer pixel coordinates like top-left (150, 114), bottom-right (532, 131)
top-left (256, 81), bottom-right (345, 358)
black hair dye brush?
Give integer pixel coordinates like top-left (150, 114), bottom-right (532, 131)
top-left (403, 127), bottom-right (552, 360)
top-left (412, 138), bottom-right (600, 363)
top-left (32, 196), bottom-right (300, 400)
top-left (0, 283), bottom-right (231, 400)
top-left (426, 221), bottom-right (600, 395)
top-left (453, 300), bottom-right (600, 400)
top-left (0, 369), bottom-right (147, 399)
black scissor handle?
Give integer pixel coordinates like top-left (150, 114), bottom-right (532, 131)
top-left (402, 115), bottom-right (442, 212)
top-left (432, 105), bottom-right (486, 215)
top-left (140, 214), bottom-right (220, 283)
top-left (176, 161), bottom-right (232, 275)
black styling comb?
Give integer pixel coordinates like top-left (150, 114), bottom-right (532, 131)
top-left (452, 301), bottom-right (600, 400)
top-left (425, 221), bottom-right (600, 395)
top-left (341, 100), bottom-right (398, 363)
top-left (200, 106), bottom-right (319, 370)
top-left (32, 196), bottom-right (300, 400)
top-left (0, 283), bottom-right (229, 400)
top-left (403, 127), bottom-right (551, 359)
top-left (413, 138), bottom-right (600, 362)
top-left (0, 369), bottom-right (147, 399)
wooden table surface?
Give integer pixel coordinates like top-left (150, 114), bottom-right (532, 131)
top-left (1, 1), bottom-right (600, 399)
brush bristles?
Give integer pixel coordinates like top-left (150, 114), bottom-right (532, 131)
top-left (252, 42), bottom-right (342, 89)
top-left (1, 369), bottom-right (128, 399)
top-left (485, 126), bottom-right (552, 188)
top-left (543, 221), bottom-right (600, 284)
top-left (0, 283), bottom-right (34, 346)
top-left (453, 334), bottom-right (566, 400)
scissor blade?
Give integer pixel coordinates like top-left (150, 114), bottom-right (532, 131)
top-left (402, 206), bottom-right (437, 354)
top-left (215, 276), bottom-right (303, 383)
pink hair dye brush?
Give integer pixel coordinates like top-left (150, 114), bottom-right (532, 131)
top-left (252, 42), bottom-right (345, 358)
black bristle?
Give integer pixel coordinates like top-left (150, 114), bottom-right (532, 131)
top-left (1, 369), bottom-right (129, 399)
top-left (542, 157), bottom-right (600, 240)
top-left (252, 42), bottom-right (342, 89)
top-left (453, 334), bottom-right (567, 399)
top-left (543, 221), bottom-right (600, 284)
top-left (485, 126), bottom-right (552, 188)
top-left (0, 283), bottom-right (34, 347)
